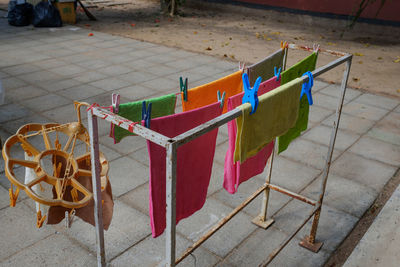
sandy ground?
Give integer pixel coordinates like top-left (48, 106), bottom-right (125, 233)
top-left (1, 0), bottom-right (399, 98)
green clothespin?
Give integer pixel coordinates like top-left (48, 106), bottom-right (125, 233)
top-left (180, 77), bottom-right (188, 102)
top-left (217, 90), bottom-right (226, 109)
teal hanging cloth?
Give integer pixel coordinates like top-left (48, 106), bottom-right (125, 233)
top-left (277, 52), bottom-right (318, 154)
top-left (112, 93), bottom-right (176, 143)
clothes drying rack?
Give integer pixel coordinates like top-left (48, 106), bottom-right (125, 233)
top-left (86, 44), bottom-right (352, 267)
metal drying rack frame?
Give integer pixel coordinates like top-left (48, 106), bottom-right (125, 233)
top-left (87, 44), bottom-right (352, 266)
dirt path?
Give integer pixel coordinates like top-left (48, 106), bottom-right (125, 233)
top-left (66, 0), bottom-right (400, 99)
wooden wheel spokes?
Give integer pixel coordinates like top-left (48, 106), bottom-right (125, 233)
top-left (9, 157), bottom-right (38, 169)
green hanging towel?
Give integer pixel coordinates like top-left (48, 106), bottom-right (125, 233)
top-left (113, 93), bottom-right (176, 143)
top-left (277, 52), bottom-right (318, 154)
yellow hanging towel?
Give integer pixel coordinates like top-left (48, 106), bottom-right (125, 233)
top-left (182, 70), bottom-right (243, 114)
top-left (234, 78), bottom-right (303, 163)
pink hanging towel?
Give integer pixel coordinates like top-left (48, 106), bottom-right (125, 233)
top-left (147, 102), bottom-right (222, 237)
top-left (224, 76), bottom-right (281, 194)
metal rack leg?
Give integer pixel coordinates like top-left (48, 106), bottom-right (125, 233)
top-left (300, 58), bottom-right (352, 253)
top-left (88, 110), bottom-right (106, 267)
top-left (166, 141), bottom-right (177, 267)
top-left (252, 141), bottom-right (276, 229)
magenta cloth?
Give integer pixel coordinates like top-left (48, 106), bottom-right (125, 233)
top-left (147, 102), bottom-right (222, 237)
top-left (223, 76), bottom-right (281, 194)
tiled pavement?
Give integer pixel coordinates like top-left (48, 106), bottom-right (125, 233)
top-left (0, 12), bottom-right (399, 266)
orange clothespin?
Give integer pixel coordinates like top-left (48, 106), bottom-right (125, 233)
top-left (9, 185), bottom-right (19, 207)
top-left (280, 41), bottom-right (288, 50)
top-left (36, 209), bottom-right (46, 228)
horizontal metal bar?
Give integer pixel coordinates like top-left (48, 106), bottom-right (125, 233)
top-left (288, 43), bottom-right (347, 57)
top-left (261, 205), bottom-right (321, 266)
top-left (173, 53), bottom-right (352, 147)
top-left (92, 107), bottom-right (171, 147)
top-left (268, 183), bottom-right (317, 206)
top-left (175, 184), bottom-right (267, 264)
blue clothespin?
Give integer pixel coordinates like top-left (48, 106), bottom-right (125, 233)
top-left (274, 67), bottom-right (281, 81)
top-left (141, 101), bottom-right (152, 128)
top-left (242, 73), bottom-right (261, 114)
top-left (180, 77), bottom-right (188, 102)
top-left (301, 71), bottom-right (314, 105)
top-left (217, 90), bottom-right (226, 109)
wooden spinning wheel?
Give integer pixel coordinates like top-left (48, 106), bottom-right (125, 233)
top-left (2, 102), bottom-right (109, 217)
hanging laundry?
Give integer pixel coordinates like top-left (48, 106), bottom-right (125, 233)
top-left (247, 48), bottom-right (286, 87)
top-left (47, 155), bottom-right (114, 230)
top-left (112, 93), bottom-right (176, 143)
top-left (224, 76), bottom-right (281, 194)
top-left (277, 52), bottom-right (318, 154)
top-left (234, 78), bottom-right (303, 163)
top-left (147, 102), bottom-right (222, 237)
top-left (181, 70), bottom-right (243, 114)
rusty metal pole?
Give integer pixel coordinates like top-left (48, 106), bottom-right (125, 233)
top-left (300, 56), bottom-right (352, 252)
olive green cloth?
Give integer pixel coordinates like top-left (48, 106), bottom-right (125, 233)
top-left (234, 78), bottom-right (303, 163)
top-left (277, 52), bottom-right (318, 154)
top-left (113, 94), bottom-right (176, 143)
top-left (247, 48), bottom-right (285, 87)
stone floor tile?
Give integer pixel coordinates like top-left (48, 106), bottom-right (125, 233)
top-left (271, 156), bottom-right (321, 192)
top-left (89, 78), bottom-right (131, 91)
top-left (279, 138), bottom-right (341, 170)
top-left (21, 93), bottom-right (70, 113)
top-left (1, 76), bottom-right (28, 90)
top-left (0, 185), bottom-right (10, 210)
top-left (312, 80), bottom-right (330, 92)
top-left (33, 58), bottom-right (67, 69)
top-left (366, 111), bottom-right (400, 145)
top-left (213, 176), bottom-right (291, 218)
top-left (58, 84), bottom-right (106, 101)
top-left (4, 85), bottom-right (48, 104)
top-left (97, 65), bottom-right (133, 76)
top-left (349, 136), bottom-right (400, 166)
top-left (301, 174), bottom-right (377, 218)
top-left (100, 134), bottom-right (146, 155)
top-left (117, 70), bottom-right (156, 85)
top-left (107, 54), bottom-right (137, 65)
top-left (142, 64), bottom-right (180, 77)
top-left (302, 124), bottom-right (360, 151)
top-left (164, 57), bottom-right (202, 71)
top-left (394, 104), bottom-right (400, 113)
top-left (62, 200), bottom-right (151, 260)
top-left (127, 147), bottom-right (149, 167)
top-left (37, 78), bottom-right (81, 92)
top-left (224, 226), bottom-right (288, 266)
top-left (342, 101), bottom-right (388, 121)
top-left (50, 64), bottom-right (87, 77)
top-left (319, 85), bottom-right (362, 103)
top-left (297, 205), bottom-right (359, 253)
top-left (213, 142), bottom-right (228, 166)
top-left (177, 198), bottom-right (257, 257)
top-left (322, 112), bottom-right (375, 135)
top-left (140, 77), bottom-right (178, 92)
top-left (0, 114), bottom-right (49, 135)
top-left (270, 239), bottom-right (330, 267)
top-left (108, 157), bottom-right (148, 197)
top-left (353, 93), bottom-right (399, 110)
top-left (110, 233), bottom-right (219, 267)
top-left (72, 70), bottom-right (109, 84)
top-left (308, 105), bottom-right (334, 123)
top-left (2, 64), bottom-right (42, 76)
top-left (113, 84), bottom-right (158, 101)
top-left (35, 102), bottom-right (74, 124)
top-left (75, 59), bottom-right (110, 70)
top-left (0, 70), bottom-right (9, 79)
top-left (313, 93), bottom-right (339, 110)
top-left (0, 103), bottom-right (32, 123)
top-left (189, 64), bottom-right (229, 77)
top-left (0, 234), bottom-right (96, 267)
top-left (165, 70), bottom-right (208, 84)
top-left (0, 204), bottom-right (53, 260)
top-left (119, 182), bottom-right (149, 215)
top-left (207, 162), bottom-right (225, 196)
top-left (18, 70), bottom-right (63, 84)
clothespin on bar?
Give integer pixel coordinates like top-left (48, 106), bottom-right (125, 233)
top-left (36, 208), bottom-right (46, 228)
top-left (274, 67), bottom-right (281, 81)
top-left (313, 43), bottom-right (320, 54)
top-left (65, 209), bottom-right (76, 228)
top-left (242, 73), bottom-right (261, 115)
top-left (142, 101), bottom-right (152, 128)
top-left (112, 93), bottom-right (120, 114)
top-left (301, 71), bottom-right (314, 105)
top-left (180, 77), bottom-right (188, 102)
top-left (217, 90), bottom-right (226, 109)
top-left (280, 41), bottom-right (288, 50)
top-left (9, 184), bottom-right (19, 207)
top-left (239, 62), bottom-right (246, 73)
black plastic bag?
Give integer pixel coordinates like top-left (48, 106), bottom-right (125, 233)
top-left (32, 0), bottom-right (62, 27)
top-left (8, 2), bottom-right (34, 27)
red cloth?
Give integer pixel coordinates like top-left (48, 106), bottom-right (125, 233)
top-left (223, 76), bottom-right (281, 194)
top-left (147, 102), bottom-right (222, 237)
